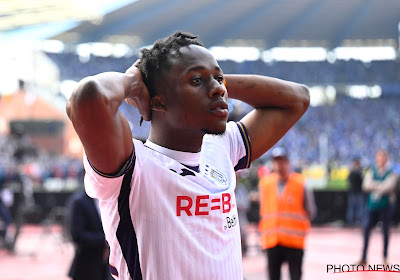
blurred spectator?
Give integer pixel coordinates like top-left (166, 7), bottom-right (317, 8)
top-left (0, 176), bottom-right (13, 250)
top-left (235, 179), bottom-right (250, 256)
top-left (0, 130), bottom-right (83, 192)
top-left (359, 149), bottom-right (398, 265)
top-left (237, 160), bottom-right (263, 225)
top-left (258, 148), bottom-right (316, 280)
top-left (66, 189), bottom-right (112, 280)
top-left (395, 176), bottom-right (400, 226)
top-left (345, 158), bottom-right (365, 226)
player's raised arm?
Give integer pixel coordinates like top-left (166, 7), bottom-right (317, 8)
top-left (66, 61), bottom-right (151, 174)
top-left (225, 74), bottom-right (310, 161)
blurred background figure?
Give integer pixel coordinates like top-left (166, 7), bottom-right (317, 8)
top-left (345, 157), bottom-right (364, 226)
top-left (66, 187), bottom-right (112, 280)
top-left (359, 149), bottom-right (398, 265)
top-left (258, 148), bottom-right (316, 280)
top-left (235, 177), bottom-right (250, 257)
top-left (0, 179), bottom-right (14, 250)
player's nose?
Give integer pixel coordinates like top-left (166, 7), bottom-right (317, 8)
top-left (208, 79), bottom-right (225, 98)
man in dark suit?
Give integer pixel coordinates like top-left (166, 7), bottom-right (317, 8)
top-left (67, 189), bottom-right (112, 280)
top-left (346, 158), bottom-right (364, 226)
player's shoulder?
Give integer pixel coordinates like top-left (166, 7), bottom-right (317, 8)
top-left (203, 121), bottom-right (238, 143)
top-left (132, 138), bottom-right (173, 168)
top-left (132, 138), bottom-right (151, 160)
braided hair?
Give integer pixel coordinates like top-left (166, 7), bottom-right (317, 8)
top-left (138, 31), bottom-right (204, 98)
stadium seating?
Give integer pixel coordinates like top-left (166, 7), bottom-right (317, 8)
top-left (34, 53), bottom-right (400, 167)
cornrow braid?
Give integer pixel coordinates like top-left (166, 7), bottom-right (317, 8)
top-left (137, 31), bottom-right (204, 98)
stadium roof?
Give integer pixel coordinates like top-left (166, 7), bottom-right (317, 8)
top-left (49, 0), bottom-right (400, 49)
top-left (0, 0), bottom-right (96, 31)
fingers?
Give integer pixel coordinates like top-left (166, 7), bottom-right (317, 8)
top-left (133, 59), bottom-right (140, 67)
top-left (125, 59), bottom-right (152, 122)
top-left (126, 59), bottom-right (141, 75)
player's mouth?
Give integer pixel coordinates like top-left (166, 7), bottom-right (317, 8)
top-left (209, 100), bottom-right (229, 117)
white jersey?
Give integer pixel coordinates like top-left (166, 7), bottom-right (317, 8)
top-left (84, 121), bottom-right (251, 280)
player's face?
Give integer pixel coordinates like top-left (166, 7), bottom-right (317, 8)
top-left (160, 45), bottom-right (228, 135)
top-left (375, 150), bottom-right (387, 168)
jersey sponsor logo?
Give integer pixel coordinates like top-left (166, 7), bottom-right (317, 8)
top-left (224, 214), bottom-right (238, 230)
top-left (176, 193), bottom-right (233, 216)
top-left (204, 164), bottom-right (227, 185)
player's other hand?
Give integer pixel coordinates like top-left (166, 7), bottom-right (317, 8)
top-left (125, 60), bottom-right (151, 121)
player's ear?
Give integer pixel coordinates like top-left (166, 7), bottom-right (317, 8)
top-left (151, 96), bottom-right (166, 112)
top-left (125, 98), bottom-right (136, 108)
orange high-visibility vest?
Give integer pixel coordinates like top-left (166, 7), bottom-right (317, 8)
top-left (258, 172), bottom-right (310, 250)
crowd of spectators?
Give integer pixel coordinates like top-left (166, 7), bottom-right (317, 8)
top-left (46, 52), bottom-right (400, 86)
top-left (45, 52), bottom-right (399, 170)
top-left (219, 60), bottom-right (400, 86)
top-left (0, 131), bottom-right (84, 244)
top-left (270, 96), bottom-right (400, 169)
top-left (0, 131), bottom-right (83, 193)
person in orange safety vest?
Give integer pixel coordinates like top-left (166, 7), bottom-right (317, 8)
top-left (258, 147), bottom-right (316, 280)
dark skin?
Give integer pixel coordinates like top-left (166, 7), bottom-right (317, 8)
top-left (145, 46), bottom-right (228, 151)
top-left (67, 44), bottom-right (310, 174)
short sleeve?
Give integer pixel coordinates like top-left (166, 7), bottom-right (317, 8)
top-left (204, 121), bottom-right (252, 171)
top-left (83, 150), bottom-right (135, 201)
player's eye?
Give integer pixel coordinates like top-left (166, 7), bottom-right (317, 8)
top-left (215, 76), bottom-right (224, 84)
top-left (192, 77), bottom-right (203, 85)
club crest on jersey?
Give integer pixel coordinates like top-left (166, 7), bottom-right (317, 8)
top-left (204, 164), bottom-right (227, 185)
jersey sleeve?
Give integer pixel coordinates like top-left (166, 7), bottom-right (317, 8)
top-left (83, 149), bottom-right (135, 201)
top-left (207, 121), bottom-right (252, 171)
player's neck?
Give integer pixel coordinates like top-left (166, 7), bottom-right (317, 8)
top-left (148, 125), bottom-right (204, 153)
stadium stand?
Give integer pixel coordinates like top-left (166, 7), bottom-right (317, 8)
top-left (46, 52), bottom-right (400, 85)
top-left (45, 52), bottom-right (400, 168)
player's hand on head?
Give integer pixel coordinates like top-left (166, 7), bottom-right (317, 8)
top-left (125, 60), bottom-right (152, 121)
